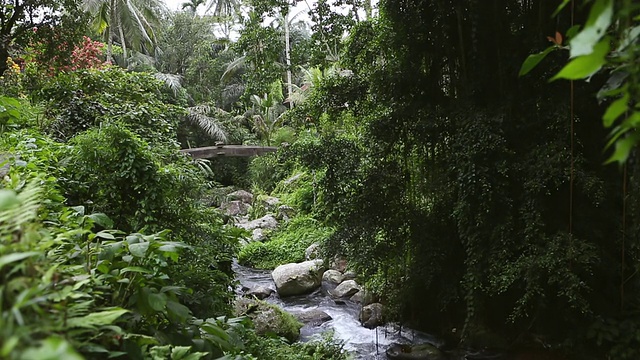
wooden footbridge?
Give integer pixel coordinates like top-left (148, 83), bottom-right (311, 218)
top-left (180, 145), bottom-right (277, 159)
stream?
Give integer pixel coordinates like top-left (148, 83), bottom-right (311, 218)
top-left (233, 261), bottom-right (445, 359)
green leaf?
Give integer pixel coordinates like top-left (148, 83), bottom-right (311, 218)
top-left (605, 132), bottom-right (640, 164)
top-left (0, 189), bottom-right (20, 210)
top-left (96, 231), bottom-right (116, 240)
top-left (551, 0), bottom-right (571, 17)
top-left (1, 336), bottom-right (19, 357)
top-left (0, 252), bottom-right (40, 271)
top-left (21, 337), bottom-right (84, 360)
top-left (569, 0), bottom-right (612, 58)
top-left (147, 292), bottom-right (167, 311)
top-left (121, 266), bottom-right (152, 274)
top-left (129, 242), bottom-right (150, 257)
top-left (597, 71), bottom-right (628, 101)
top-left (167, 301), bottom-right (191, 322)
top-left (551, 38), bottom-right (609, 81)
top-left (519, 46), bottom-right (556, 76)
top-left (89, 213), bottom-right (114, 228)
top-left (603, 93), bottom-right (629, 127)
top-left (566, 25), bottom-right (581, 40)
top-left (67, 308), bottom-right (129, 328)
top-left (617, 25), bottom-right (640, 52)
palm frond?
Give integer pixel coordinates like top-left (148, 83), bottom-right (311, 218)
top-left (0, 181), bottom-right (42, 234)
top-left (186, 106), bottom-right (228, 142)
top-left (154, 73), bottom-right (183, 96)
top-left (220, 55), bottom-right (246, 83)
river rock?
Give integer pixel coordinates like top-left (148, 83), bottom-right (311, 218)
top-left (385, 343), bottom-right (446, 360)
top-left (342, 270), bottom-right (357, 281)
top-left (292, 309), bottom-right (332, 326)
top-left (227, 190), bottom-right (254, 204)
top-left (237, 214), bottom-right (278, 231)
top-left (360, 302), bottom-right (384, 328)
top-left (220, 200), bottom-right (250, 216)
top-left (0, 154), bottom-right (11, 178)
top-left (305, 243), bottom-right (321, 260)
top-left (331, 280), bottom-right (361, 298)
top-left (330, 256), bottom-right (348, 273)
top-left (277, 205), bottom-right (295, 221)
top-left (272, 259), bottom-right (325, 297)
top-left (252, 228), bottom-right (266, 242)
top-left (322, 269), bottom-right (344, 284)
top-left (234, 297), bottom-right (301, 342)
top-left (245, 285), bottom-right (274, 300)
top-left (256, 195), bottom-right (280, 210)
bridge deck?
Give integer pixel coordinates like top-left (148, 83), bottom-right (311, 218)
top-left (180, 145), bottom-right (277, 158)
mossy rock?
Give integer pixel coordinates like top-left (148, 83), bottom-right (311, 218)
top-left (234, 297), bottom-right (302, 342)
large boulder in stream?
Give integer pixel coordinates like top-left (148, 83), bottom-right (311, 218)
top-left (330, 280), bottom-right (361, 298)
top-left (227, 190), bottom-right (254, 204)
top-left (237, 214), bottom-right (278, 231)
top-left (244, 285), bottom-right (274, 300)
top-left (322, 269), bottom-right (344, 284)
top-left (220, 200), bottom-right (251, 216)
top-left (360, 302), bottom-right (384, 328)
top-left (272, 260), bottom-right (325, 297)
top-left (385, 343), bottom-right (446, 360)
top-left (234, 298), bottom-right (302, 342)
top-left (292, 309), bottom-right (332, 326)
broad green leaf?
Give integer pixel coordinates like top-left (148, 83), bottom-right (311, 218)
top-left (566, 25), bottom-right (581, 40)
top-left (605, 132), bottom-right (640, 164)
top-left (519, 46), bottom-right (556, 76)
top-left (147, 292), bottom-right (167, 311)
top-left (569, 0), bottom-right (612, 58)
top-left (181, 353), bottom-right (207, 360)
top-left (21, 337), bottom-right (83, 360)
top-left (597, 71), bottom-right (629, 101)
top-left (617, 25), bottom-right (640, 52)
top-left (71, 206), bottom-right (85, 216)
top-left (0, 189), bottom-right (20, 210)
top-left (167, 301), bottom-right (191, 322)
top-left (96, 230), bottom-right (116, 240)
top-left (551, 38), bottom-right (610, 81)
top-left (129, 242), bottom-right (150, 257)
top-left (0, 252), bottom-right (40, 271)
top-left (89, 213), bottom-right (113, 228)
top-left (121, 266), bottom-right (152, 274)
top-left (67, 308), bottom-right (128, 328)
top-left (1, 336), bottom-right (18, 357)
top-left (603, 93), bottom-right (629, 127)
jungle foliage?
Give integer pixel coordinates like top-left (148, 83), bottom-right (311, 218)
top-left (282, 1), bottom-right (640, 359)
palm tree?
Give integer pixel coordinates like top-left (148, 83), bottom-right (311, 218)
top-left (247, 80), bottom-right (287, 146)
top-left (181, 0), bottom-right (204, 14)
top-left (204, 0), bottom-right (241, 18)
top-left (82, 0), bottom-right (166, 62)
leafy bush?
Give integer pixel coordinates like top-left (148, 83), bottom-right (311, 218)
top-left (238, 216), bottom-right (333, 269)
top-left (248, 152), bottom-right (288, 194)
top-left (36, 67), bottom-right (184, 144)
top-left (273, 170), bottom-right (319, 215)
top-left (0, 180), bottom-right (214, 359)
top-left (59, 123), bottom-right (237, 318)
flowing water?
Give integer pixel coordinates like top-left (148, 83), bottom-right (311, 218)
top-left (233, 261), bottom-right (444, 359)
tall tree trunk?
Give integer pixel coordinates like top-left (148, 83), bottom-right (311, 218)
top-left (106, 0), bottom-right (115, 62)
top-left (118, 23), bottom-right (128, 62)
top-left (284, 9), bottom-right (293, 108)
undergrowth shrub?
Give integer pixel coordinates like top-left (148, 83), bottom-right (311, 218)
top-left (238, 216), bottom-right (333, 269)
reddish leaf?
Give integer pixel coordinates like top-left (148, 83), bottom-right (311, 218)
top-left (555, 31), bottom-right (563, 45)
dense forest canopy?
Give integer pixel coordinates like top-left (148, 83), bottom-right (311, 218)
top-left (1, 0), bottom-right (640, 359)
